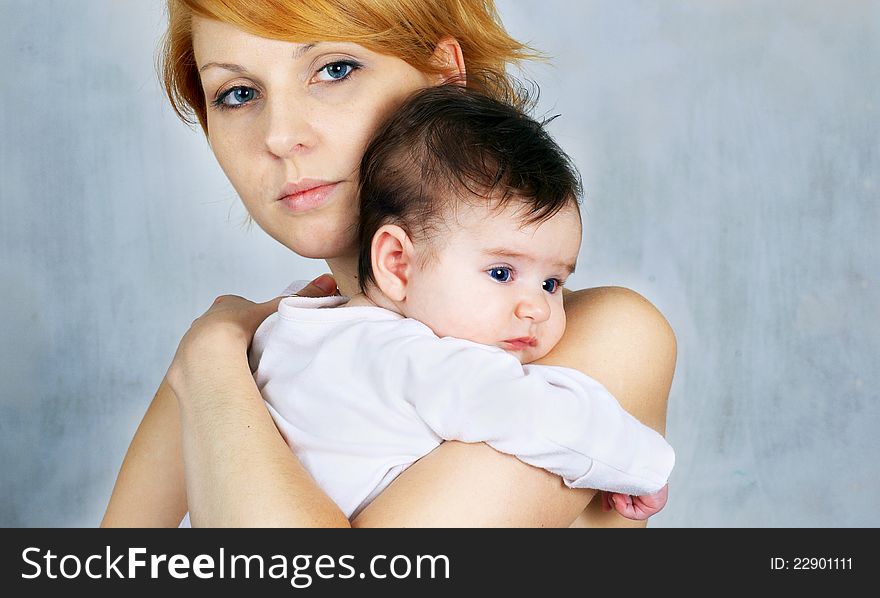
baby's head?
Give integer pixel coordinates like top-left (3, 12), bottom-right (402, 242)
top-left (357, 85), bottom-right (583, 363)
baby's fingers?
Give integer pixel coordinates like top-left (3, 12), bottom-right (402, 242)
top-left (608, 493), bottom-right (638, 519)
top-left (614, 488), bottom-right (669, 520)
top-left (640, 484), bottom-right (669, 511)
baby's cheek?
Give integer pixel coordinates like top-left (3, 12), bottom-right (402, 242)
top-left (544, 318), bottom-right (567, 352)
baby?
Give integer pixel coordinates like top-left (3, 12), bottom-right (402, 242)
top-left (180, 86), bottom-right (673, 527)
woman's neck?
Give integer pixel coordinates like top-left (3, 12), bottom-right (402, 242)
top-left (324, 256), bottom-right (360, 298)
top-left (324, 256), bottom-right (404, 315)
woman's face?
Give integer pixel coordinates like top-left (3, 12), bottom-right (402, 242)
top-left (192, 16), bottom-right (437, 259)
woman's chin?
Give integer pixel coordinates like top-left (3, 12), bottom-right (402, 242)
top-left (259, 220), bottom-right (357, 260)
top-left (278, 235), bottom-right (357, 261)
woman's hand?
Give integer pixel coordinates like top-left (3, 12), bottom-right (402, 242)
top-left (163, 272), bottom-right (348, 527)
top-left (166, 274), bottom-right (337, 400)
top-left (103, 274), bottom-right (342, 527)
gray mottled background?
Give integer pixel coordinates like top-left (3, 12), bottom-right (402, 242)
top-left (1, 0), bottom-right (876, 527)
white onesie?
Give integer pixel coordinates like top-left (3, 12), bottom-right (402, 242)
top-left (180, 289), bottom-right (674, 525)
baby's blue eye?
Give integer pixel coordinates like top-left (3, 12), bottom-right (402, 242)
top-left (543, 279), bottom-right (560, 294)
top-left (216, 87), bottom-right (256, 108)
top-left (488, 267), bottom-right (512, 283)
top-left (318, 62), bottom-right (355, 81)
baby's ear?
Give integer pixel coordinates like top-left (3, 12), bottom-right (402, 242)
top-left (371, 225), bottom-right (415, 302)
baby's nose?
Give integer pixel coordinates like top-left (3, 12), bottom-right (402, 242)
top-left (514, 291), bottom-right (551, 322)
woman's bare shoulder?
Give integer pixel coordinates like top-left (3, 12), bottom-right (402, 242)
top-left (564, 286), bottom-right (676, 345)
top-left (550, 285), bottom-right (677, 433)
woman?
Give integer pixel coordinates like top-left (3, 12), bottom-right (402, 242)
top-left (102, 0), bottom-right (676, 528)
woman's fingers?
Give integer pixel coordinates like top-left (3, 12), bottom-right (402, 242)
top-left (183, 274), bottom-right (338, 352)
top-left (297, 274), bottom-right (338, 298)
top-left (253, 295), bottom-right (283, 314)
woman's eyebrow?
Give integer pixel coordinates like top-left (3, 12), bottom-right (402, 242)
top-left (292, 43), bottom-right (318, 59)
top-left (199, 62), bottom-right (248, 74)
top-left (200, 44), bottom-right (321, 74)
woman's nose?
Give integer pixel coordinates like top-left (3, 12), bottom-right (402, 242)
top-left (263, 99), bottom-right (318, 158)
top-left (514, 289), bottom-right (551, 323)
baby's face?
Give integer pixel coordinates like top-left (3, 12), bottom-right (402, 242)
top-left (402, 201), bottom-right (582, 363)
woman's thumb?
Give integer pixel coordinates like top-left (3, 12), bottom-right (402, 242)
top-left (297, 274), bottom-right (338, 297)
top-left (259, 295), bottom-right (286, 315)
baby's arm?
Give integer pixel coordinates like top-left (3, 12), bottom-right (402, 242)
top-left (386, 330), bottom-right (675, 496)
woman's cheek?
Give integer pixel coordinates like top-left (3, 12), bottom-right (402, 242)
top-left (211, 129), bottom-right (261, 197)
top-left (352, 82), bottom-right (423, 144)
top-left (214, 149), bottom-right (252, 202)
top-left (321, 107), bottom-right (383, 171)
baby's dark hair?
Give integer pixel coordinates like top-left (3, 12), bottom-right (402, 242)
top-left (356, 84), bottom-right (583, 293)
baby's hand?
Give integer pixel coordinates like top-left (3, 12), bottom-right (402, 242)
top-left (600, 484), bottom-right (669, 521)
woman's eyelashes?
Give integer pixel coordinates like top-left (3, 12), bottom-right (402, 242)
top-left (212, 86), bottom-right (259, 110)
top-left (314, 60), bottom-right (362, 83)
top-left (210, 60), bottom-right (363, 112)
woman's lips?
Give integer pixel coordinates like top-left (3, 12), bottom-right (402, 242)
top-left (277, 181), bottom-right (340, 213)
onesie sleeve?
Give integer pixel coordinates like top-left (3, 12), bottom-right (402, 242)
top-left (385, 332), bottom-right (675, 496)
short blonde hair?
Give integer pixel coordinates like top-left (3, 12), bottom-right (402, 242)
top-left (160, 0), bottom-right (538, 133)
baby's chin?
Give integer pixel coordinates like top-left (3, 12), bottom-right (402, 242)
top-left (501, 345), bottom-right (551, 365)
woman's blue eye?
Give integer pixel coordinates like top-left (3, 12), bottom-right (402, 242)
top-left (543, 279), bottom-right (560, 294)
top-left (488, 268), bottom-right (512, 283)
top-left (317, 62), bottom-right (356, 82)
top-left (215, 87), bottom-right (256, 108)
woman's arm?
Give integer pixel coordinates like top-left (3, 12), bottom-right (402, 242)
top-left (101, 377), bottom-right (187, 527)
top-left (102, 281), bottom-right (350, 528)
top-left (173, 334), bottom-right (349, 527)
top-left (102, 352), bottom-right (348, 528)
top-left (352, 286), bottom-right (676, 528)
top-left (103, 285), bottom-right (673, 528)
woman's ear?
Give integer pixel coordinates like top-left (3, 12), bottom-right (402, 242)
top-left (432, 36), bottom-right (467, 85)
top-left (371, 224), bottom-right (416, 302)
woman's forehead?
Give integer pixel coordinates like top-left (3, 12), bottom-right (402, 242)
top-left (191, 15), bottom-right (375, 61)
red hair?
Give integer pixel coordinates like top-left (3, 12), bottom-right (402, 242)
top-left (160, 0), bottom-right (538, 133)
